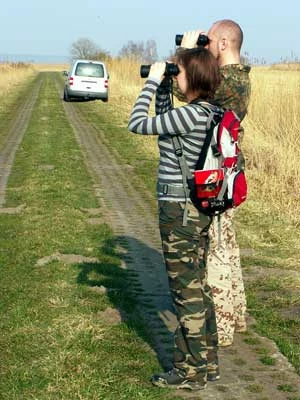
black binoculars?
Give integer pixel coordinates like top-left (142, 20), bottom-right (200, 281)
top-left (175, 34), bottom-right (209, 47)
top-left (140, 63), bottom-right (180, 78)
top-left (140, 33), bottom-right (210, 78)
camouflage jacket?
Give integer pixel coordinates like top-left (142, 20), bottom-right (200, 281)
top-left (214, 64), bottom-right (251, 167)
top-left (212, 64), bottom-right (251, 122)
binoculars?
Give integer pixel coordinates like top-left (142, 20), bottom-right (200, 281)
top-left (140, 63), bottom-right (180, 78)
top-left (175, 34), bottom-right (209, 47)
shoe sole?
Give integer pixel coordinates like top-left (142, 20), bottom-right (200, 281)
top-left (219, 341), bottom-right (232, 347)
top-left (207, 375), bottom-right (220, 382)
top-left (176, 381), bottom-right (207, 391)
top-left (152, 379), bottom-right (206, 391)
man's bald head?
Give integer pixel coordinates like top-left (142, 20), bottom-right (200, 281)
top-left (209, 19), bottom-right (243, 52)
top-left (207, 19), bottom-right (243, 65)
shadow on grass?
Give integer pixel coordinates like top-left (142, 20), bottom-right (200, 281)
top-left (76, 234), bottom-right (175, 370)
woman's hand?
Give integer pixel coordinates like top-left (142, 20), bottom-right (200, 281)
top-left (148, 62), bottom-right (166, 82)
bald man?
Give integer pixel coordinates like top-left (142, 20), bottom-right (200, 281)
top-left (174, 19), bottom-right (251, 346)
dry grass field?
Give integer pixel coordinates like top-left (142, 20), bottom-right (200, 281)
top-left (0, 62), bottom-right (35, 95)
top-left (34, 63), bottom-right (69, 72)
top-left (243, 66), bottom-right (300, 222)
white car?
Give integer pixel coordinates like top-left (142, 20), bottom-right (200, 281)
top-left (63, 59), bottom-right (109, 102)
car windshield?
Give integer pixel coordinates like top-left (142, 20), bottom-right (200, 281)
top-left (75, 63), bottom-right (104, 78)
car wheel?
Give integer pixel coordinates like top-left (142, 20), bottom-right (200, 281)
top-left (102, 97), bottom-right (108, 103)
top-left (63, 88), bottom-right (70, 102)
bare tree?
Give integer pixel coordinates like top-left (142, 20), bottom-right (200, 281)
top-left (144, 39), bottom-right (158, 64)
top-left (118, 40), bottom-right (144, 62)
top-left (70, 38), bottom-right (110, 60)
top-left (118, 39), bottom-right (158, 63)
top-left (241, 51), bottom-right (250, 65)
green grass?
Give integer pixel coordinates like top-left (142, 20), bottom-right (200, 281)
top-left (259, 356), bottom-right (276, 366)
top-left (277, 384), bottom-right (296, 393)
top-left (246, 282), bottom-right (300, 372)
top-left (0, 72), bottom-right (183, 399)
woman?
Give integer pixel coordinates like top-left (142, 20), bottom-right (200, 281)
top-left (128, 47), bottom-right (221, 391)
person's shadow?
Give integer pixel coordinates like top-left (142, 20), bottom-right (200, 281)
top-left (76, 234), bottom-right (176, 370)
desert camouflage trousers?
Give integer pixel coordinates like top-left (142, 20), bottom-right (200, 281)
top-left (158, 200), bottom-right (219, 381)
top-left (207, 208), bottom-right (247, 345)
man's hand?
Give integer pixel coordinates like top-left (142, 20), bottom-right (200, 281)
top-left (181, 30), bottom-right (207, 48)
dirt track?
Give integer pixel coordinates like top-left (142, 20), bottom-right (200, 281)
top-left (0, 76), bottom-right (42, 208)
top-left (1, 72), bottom-right (299, 400)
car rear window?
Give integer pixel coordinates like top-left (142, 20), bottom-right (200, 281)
top-left (75, 63), bottom-right (104, 78)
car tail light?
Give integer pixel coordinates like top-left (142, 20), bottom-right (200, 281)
top-left (104, 79), bottom-right (108, 88)
top-left (69, 76), bottom-right (74, 86)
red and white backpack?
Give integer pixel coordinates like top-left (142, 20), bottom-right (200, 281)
top-left (172, 106), bottom-right (248, 216)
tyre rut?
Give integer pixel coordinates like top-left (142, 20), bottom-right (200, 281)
top-left (60, 87), bottom-right (176, 369)
top-left (0, 76), bottom-right (42, 207)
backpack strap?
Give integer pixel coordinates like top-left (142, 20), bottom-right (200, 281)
top-left (171, 135), bottom-right (193, 226)
top-left (171, 104), bottom-right (220, 225)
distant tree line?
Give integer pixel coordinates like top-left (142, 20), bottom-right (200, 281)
top-left (241, 50), bottom-right (300, 66)
top-left (70, 37), bottom-right (159, 63)
top-left (70, 37), bottom-right (299, 66)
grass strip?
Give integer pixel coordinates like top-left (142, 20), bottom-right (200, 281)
top-left (0, 72), bottom-right (182, 399)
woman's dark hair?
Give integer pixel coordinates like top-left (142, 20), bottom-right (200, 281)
top-left (176, 47), bottom-right (220, 101)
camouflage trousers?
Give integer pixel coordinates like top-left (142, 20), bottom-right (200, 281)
top-left (158, 200), bottom-right (219, 381)
top-left (207, 208), bottom-right (247, 346)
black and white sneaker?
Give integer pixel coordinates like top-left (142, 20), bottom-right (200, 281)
top-left (207, 371), bottom-right (220, 382)
top-left (151, 368), bottom-right (207, 391)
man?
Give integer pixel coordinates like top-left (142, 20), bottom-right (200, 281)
top-left (176, 19), bottom-right (251, 346)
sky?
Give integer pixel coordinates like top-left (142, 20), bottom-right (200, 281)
top-left (0, 0), bottom-right (298, 64)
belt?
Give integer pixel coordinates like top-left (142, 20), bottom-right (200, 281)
top-left (157, 182), bottom-right (186, 196)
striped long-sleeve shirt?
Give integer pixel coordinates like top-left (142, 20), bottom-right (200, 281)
top-left (128, 78), bottom-right (222, 201)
